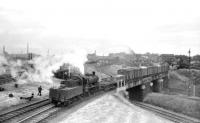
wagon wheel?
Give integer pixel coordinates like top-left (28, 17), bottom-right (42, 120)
top-left (63, 101), bottom-right (69, 106)
top-left (54, 101), bottom-right (58, 107)
top-left (87, 91), bottom-right (91, 97)
top-left (78, 95), bottom-right (82, 100)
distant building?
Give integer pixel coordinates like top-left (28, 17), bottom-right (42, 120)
top-left (2, 46), bottom-right (39, 61)
top-left (87, 52), bottom-right (98, 62)
top-left (87, 52), bottom-right (119, 66)
top-left (6, 53), bottom-right (34, 61)
top-left (108, 52), bottom-right (127, 59)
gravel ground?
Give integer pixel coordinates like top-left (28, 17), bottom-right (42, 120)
top-left (0, 81), bottom-right (54, 112)
top-left (50, 93), bottom-right (173, 123)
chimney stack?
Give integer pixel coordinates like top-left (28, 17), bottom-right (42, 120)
top-left (2, 46), bottom-right (5, 55)
top-left (3, 46), bottom-right (5, 53)
top-left (27, 42), bottom-right (29, 55)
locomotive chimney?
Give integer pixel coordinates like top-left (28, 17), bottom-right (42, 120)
top-left (92, 71), bottom-right (95, 75)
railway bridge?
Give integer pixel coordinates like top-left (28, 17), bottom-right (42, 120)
top-left (84, 62), bottom-right (169, 101)
top-left (117, 71), bottom-right (169, 101)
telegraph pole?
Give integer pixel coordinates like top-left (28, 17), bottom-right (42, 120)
top-left (27, 42), bottom-right (29, 55)
top-left (188, 49), bottom-right (191, 70)
top-left (187, 49), bottom-right (191, 96)
top-left (47, 49), bottom-right (49, 56)
top-left (188, 49), bottom-right (195, 96)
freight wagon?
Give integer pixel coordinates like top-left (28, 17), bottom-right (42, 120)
top-left (118, 65), bottom-right (169, 81)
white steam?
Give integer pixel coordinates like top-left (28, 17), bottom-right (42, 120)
top-left (0, 55), bottom-right (8, 74)
top-left (0, 48), bottom-right (87, 84)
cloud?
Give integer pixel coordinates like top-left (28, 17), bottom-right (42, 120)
top-left (0, 0), bottom-right (200, 55)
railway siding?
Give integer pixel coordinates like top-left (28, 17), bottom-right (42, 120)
top-left (0, 99), bottom-right (50, 122)
top-left (16, 104), bottom-right (57, 123)
top-left (0, 98), bottom-right (49, 116)
top-left (133, 101), bottom-right (200, 123)
top-left (113, 94), bottom-right (200, 123)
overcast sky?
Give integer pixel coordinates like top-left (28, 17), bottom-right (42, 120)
top-left (0, 0), bottom-right (200, 56)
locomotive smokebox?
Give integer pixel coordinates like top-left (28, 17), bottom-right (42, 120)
top-left (92, 71), bottom-right (95, 75)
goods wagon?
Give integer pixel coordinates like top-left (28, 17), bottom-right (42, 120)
top-left (117, 65), bottom-right (169, 81)
top-left (118, 68), bottom-right (129, 81)
top-left (141, 66), bottom-right (148, 77)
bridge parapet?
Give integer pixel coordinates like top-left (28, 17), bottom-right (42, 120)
top-left (117, 65), bottom-right (169, 101)
top-left (126, 73), bottom-right (168, 89)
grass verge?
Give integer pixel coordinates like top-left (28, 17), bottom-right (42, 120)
top-left (144, 93), bottom-right (200, 119)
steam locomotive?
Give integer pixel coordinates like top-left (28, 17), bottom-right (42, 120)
top-left (49, 70), bottom-right (120, 105)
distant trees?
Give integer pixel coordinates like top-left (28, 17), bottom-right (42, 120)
top-left (160, 54), bottom-right (190, 69)
top-left (160, 54), bottom-right (176, 65)
top-left (176, 55), bottom-right (190, 69)
top-left (193, 55), bottom-right (200, 61)
top-left (191, 55), bottom-right (200, 69)
top-left (160, 54), bottom-right (200, 69)
top-left (86, 52), bottom-right (200, 69)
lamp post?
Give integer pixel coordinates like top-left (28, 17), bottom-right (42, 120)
top-left (193, 77), bottom-right (196, 96)
top-left (187, 49), bottom-right (191, 96)
top-left (188, 49), bottom-right (195, 96)
top-left (188, 49), bottom-right (191, 70)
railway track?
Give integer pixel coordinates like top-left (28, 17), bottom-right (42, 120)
top-left (133, 101), bottom-right (200, 123)
top-left (0, 77), bottom-right (15, 84)
top-left (113, 94), bottom-right (200, 123)
top-left (0, 99), bottom-right (51, 123)
top-left (0, 89), bottom-right (116, 123)
top-left (21, 90), bottom-right (115, 123)
top-left (16, 104), bottom-right (58, 123)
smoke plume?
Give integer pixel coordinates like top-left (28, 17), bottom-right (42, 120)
top-left (0, 55), bottom-right (8, 74)
top-left (0, 49), bottom-right (87, 84)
